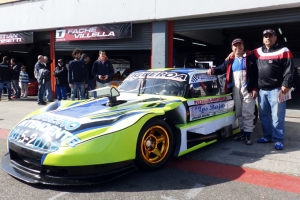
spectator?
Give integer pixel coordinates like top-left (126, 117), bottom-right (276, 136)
top-left (43, 56), bottom-right (53, 102)
top-left (54, 59), bottom-right (68, 100)
top-left (81, 53), bottom-right (95, 98)
top-left (34, 55), bottom-right (48, 105)
top-left (68, 48), bottom-right (88, 100)
top-left (11, 58), bottom-right (21, 99)
top-left (19, 65), bottom-right (29, 98)
top-left (0, 56), bottom-right (12, 101)
top-left (92, 50), bottom-right (114, 88)
top-left (255, 29), bottom-right (294, 150)
top-left (207, 38), bottom-right (258, 145)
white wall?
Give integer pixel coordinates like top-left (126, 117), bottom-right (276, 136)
top-left (1, 0), bottom-right (300, 32)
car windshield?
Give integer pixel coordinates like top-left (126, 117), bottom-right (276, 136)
top-left (118, 72), bottom-right (188, 97)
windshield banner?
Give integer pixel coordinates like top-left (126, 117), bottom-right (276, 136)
top-left (55, 23), bottom-right (132, 42)
top-left (0, 32), bottom-right (33, 45)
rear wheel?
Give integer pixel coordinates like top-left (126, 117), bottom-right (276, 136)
top-left (135, 119), bottom-right (173, 171)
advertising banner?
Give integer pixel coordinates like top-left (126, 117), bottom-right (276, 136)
top-left (55, 23), bottom-right (132, 42)
top-left (0, 32), bottom-right (33, 45)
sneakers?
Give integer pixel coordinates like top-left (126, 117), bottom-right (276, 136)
top-left (257, 137), bottom-right (271, 143)
top-left (245, 136), bottom-right (253, 145)
top-left (0, 97), bottom-right (1, 101)
top-left (7, 97), bottom-right (12, 101)
top-left (234, 133), bottom-right (246, 141)
top-left (274, 142), bottom-right (284, 150)
top-left (38, 101), bottom-right (47, 105)
top-left (12, 95), bottom-right (18, 99)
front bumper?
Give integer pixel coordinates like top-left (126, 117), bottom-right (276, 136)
top-left (1, 152), bottom-right (136, 185)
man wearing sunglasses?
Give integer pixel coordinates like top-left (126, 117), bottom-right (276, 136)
top-left (254, 29), bottom-right (294, 150)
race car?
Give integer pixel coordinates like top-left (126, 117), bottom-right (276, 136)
top-left (1, 68), bottom-right (258, 185)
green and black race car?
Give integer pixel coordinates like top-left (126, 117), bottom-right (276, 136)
top-left (1, 68), bottom-right (257, 185)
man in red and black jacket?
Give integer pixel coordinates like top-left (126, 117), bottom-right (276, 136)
top-left (207, 38), bottom-right (258, 145)
top-left (255, 29), bottom-right (294, 150)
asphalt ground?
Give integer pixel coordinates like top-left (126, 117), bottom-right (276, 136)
top-left (0, 92), bottom-right (300, 200)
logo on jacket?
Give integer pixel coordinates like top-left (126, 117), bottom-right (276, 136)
top-left (268, 60), bottom-right (273, 63)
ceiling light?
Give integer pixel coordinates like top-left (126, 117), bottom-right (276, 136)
top-left (284, 37), bottom-right (287, 42)
top-left (278, 28), bottom-right (282, 35)
top-left (192, 42), bottom-right (206, 46)
top-left (173, 37), bottom-right (184, 41)
top-left (11, 51), bottom-right (28, 53)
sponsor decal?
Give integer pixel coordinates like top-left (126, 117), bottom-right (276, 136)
top-left (0, 32), bottom-right (33, 45)
top-left (8, 114), bottom-right (82, 152)
top-left (56, 23), bottom-right (132, 42)
top-left (128, 71), bottom-right (188, 81)
top-left (189, 100), bottom-right (234, 121)
top-left (187, 95), bottom-right (232, 106)
top-left (190, 74), bottom-right (217, 83)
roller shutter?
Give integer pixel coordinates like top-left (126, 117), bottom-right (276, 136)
top-left (174, 8), bottom-right (300, 31)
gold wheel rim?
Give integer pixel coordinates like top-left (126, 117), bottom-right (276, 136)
top-left (140, 125), bottom-right (170, 164)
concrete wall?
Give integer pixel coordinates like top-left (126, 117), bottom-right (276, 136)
top-left (1, 0), bottom-right (300, 32)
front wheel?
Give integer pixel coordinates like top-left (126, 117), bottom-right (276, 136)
top-left (135, 119), bottom-right (173, 171)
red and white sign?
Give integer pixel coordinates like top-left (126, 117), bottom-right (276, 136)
top-left (55, 23), bottom-right (132, 42)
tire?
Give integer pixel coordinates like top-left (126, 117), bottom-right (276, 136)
top-left (135, 118), bottom-right (173, 171)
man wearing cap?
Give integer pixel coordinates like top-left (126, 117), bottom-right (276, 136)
top-left (207, 38), bottom-right (258, 145)
top-left (254, 29), bottom-right (294, 150)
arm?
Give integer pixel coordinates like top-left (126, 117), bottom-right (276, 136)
top-left (282, 51), bottom-right (294, 91)
top-left (208, 60), bottom-right (230, 76)
top-left (107, 61), bottom-right (114, 78)
top-left (92, 61), bottom-right (98, 77)
top-left (68, 62), bottom-right (73, 84)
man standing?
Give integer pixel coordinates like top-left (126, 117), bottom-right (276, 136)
top-left (11, 58), bottom-right (20, 99)
top-left (255, 29), bottom-right (294, 150)
top-left (43, 56), bottom-right (53, 102)
top-left (207, 38), bottom-right (258, 145)
top-left (54, 59), bottom-right (68, 100)
top-left (68, 48), bottom-right (88, 100)
top-left (92, 50), bottom-right (114, 88)
top-left (0, 56), bottom-right (12, 101)
top-left (35, 55), bottom-right (47, 105)
top-left (81, 54), bottom-right (95, 98)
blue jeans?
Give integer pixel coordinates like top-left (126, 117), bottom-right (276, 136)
top-left (56, 85), bottom-right (67, 100)
top-left (43, 81), bottom-right (52, 101)
top-left (0, 81), bottom-right (12, 98)
top-left (258, 88), bottom-right (286, 143)
top-left (11, 79), bottom-right (20, 97)
top-left (70, 82), bottom-right (85, 100)
top-left (37, 80), bottom-right (46, 103)
top-left (85, 79), bottom-right (95, 98)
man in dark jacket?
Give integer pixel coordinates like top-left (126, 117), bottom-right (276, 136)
top-left (54, 59), bottom-right (68, 100)
top-left (34, 55), bottom-right (47, 105)
top-left (0, 56), bottom-right (12, 101)
top-left (207, 38), bottom-right (258, 145)
top-left (68, 48), bottom-right (88, 100)
top-left (11, 58), bottom-right (20, 99)
top-left (92, 50), bottom-right (114, 88)
top-left (255, 29), bottom-right (294, 150)
top-left (81, 54), bottom-right (95, 98)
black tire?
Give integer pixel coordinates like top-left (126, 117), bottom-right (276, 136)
top-left (135, 118), bottom-right (173, 171)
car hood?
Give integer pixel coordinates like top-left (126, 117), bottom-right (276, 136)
top-left (8, 93), bottom-right (184, 153)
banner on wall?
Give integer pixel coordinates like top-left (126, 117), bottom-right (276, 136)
top-left (55, 23), bottom-right (132, 42)
top-left (0, 32), bottom-right (33, 45)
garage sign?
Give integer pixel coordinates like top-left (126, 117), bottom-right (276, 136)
top-left (56, 23), bottom-right (132, 42)
top-left (0, 32), bottom-right (33, 45)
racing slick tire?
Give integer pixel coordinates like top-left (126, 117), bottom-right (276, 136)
top-left (135, 118), bottom-right (174, 171)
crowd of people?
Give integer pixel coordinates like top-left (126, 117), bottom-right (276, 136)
top-left (35, 48), bottom-right (114, 105)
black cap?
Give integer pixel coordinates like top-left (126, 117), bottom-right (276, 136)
top-left (231, 38), bottom-right (243, 45)
top-left (263, 29), bottom-right (276, 36)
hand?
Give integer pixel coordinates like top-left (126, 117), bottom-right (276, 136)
top-left (69, 84), bottom-right (73, 88)
top-left (85, 84), bottom-right (88, 88)
top-left (104, 75), bottom-right (108, 80)
top-left (206, 68), bottom-right (213, 75)
top-left (225, 52), bottom-right (235, 61)
top-left (281, 86), bottom-right (290, 94)
top-left (250, 90), bottom-right (258, 99)
top-left (98, 75), bottom-right (103, 80)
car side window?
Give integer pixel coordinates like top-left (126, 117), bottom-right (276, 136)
top-left (189, 76), bottom-right (220, 98)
